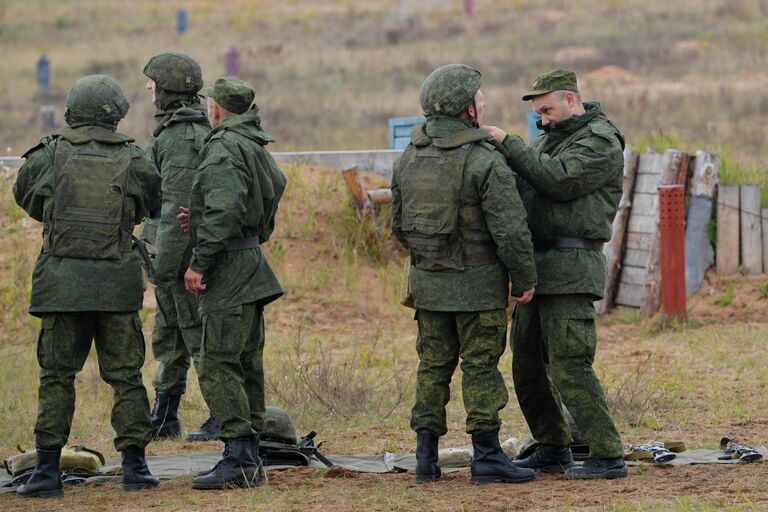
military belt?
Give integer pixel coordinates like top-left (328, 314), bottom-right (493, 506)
top-left (225, 237), bottom-right (260, 252)
top-left (533, 237), bottom-right (603, 252)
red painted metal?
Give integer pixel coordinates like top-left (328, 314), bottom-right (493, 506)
top-left (658, 185), bottom-right (686, 320)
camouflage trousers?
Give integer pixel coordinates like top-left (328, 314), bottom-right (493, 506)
top-left (150, 281), bottom-right (203, 396)
top-left (511, 294), bottom-right (624, 458)
top-left (410, 308), bottom-right (508, 436)
top-left (198, 302), bottom-right (266, 439)
top-left (34, 312), bottom-right (153, 451)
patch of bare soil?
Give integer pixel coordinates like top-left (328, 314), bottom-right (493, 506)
top-left (581, 65), bottom-right (640, 86)
top-left (687, 269), bottom-right (768, 323)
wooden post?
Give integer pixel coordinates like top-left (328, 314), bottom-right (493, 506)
top-left (368, 188), bottom-right (393, 205)
top-left (597, 149), bottom-right (639, 314)
top-left (659, 186), bottom-right (686, 320)
top-left (684, 151), bottom-right (718, 296)
top-left (642, 150), bottom-right (690, 317)
top-left (762, 209), bottom-right (768, 274)
top-left (716, 184), bottom-right (740, 276)
top-left (342, 166), bottom-right (375, 218)
top-left (740, 184), bottom-right (762, 274)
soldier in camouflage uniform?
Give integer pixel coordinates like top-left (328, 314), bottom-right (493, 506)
top-left (13, 75), bottom-right (162, 498)
top-left (141, 52), bottom-right (219, 442)
top-left (179, 78), bottom-right (286, 490)
top-left (484, 69), bottom-right (628, 479)
top-left (391, 64), bottom-right (538, 485)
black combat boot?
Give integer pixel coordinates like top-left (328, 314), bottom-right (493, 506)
top-left (414, 430), bottom-right (441, 483)
top-left (197, 434), bottom-right (265, 480)
top-left (192, 437), bottom-right (260, 490)
top-left (16, 447), bottom-right (63, 498)
top-left (185, 416), bottom-right (220, 442)
top-left (564, 456), bottom-right (628, 480)
top-left (471, 430), bottom-right (536, 485)
top-left (122, 446), bottom-right (160, 491)
top-left (150, 393), bottom-right (182, 439)
top-left (513, 444), bottom-right (575, 473)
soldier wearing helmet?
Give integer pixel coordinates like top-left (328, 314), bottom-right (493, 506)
top-left (138, 52), bottom-right (219, 444)
top-left (13, 75), bottom-right (162, 498)
top-left (391, 64), bottom-right (537, 485)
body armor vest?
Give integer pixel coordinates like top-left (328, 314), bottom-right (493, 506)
top-left (397, 138), bottom-right (498, 272)
top-left (49, 138), bottom-right (132, 260)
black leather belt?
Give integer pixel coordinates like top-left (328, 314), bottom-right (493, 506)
top-left (533, 237), bottom-right (603, 252)
top-left (225, 237), bottom-right (260, 251)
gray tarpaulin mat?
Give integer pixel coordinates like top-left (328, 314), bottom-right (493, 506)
top-left (2, 446), bottom-right (765, 491)
top-left (685, 195), bottom-right (715, 296)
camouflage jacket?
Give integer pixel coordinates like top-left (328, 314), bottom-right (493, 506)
top-left (146, 104), bottom-right (210, 285)
top-left (13, 125), bottom-right (161, 315)
top-left (501, 102), bottom-right (624, 298)
top-left (188, 107), bottom-right (286, 314)
top-left (392, 116), bottom-right (536, 312)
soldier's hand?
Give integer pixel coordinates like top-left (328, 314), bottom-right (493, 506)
top-left (481, 125), bottom-right (507, 144)
top-left (511, 287), bottom-right (535, 304)
top-left (184, 268), bottom-right (206, 295)
top-left (178, 207), bottom-right (190, 233)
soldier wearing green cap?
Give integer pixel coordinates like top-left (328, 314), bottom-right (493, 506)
top-left (13, 74), bottom-right (162, 498)
top-left (140, 51), bottom-right (220, 443)
top-left (392, 64), bottom-right (537, 485)
top-left (484, 68), bottom-right (628, 480)
top-left (177, 77), bottom-right (287, 490)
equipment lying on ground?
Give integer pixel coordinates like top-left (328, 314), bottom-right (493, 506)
top-left (3, 445), bottom-right (105, 488)
top-left (719, 436), bottom-right (763, 463)
top-left (626, 442), bottom-right (681, 464)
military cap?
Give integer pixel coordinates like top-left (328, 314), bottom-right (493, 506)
top-left (143, 51), bottom-right (203, 94)
top-left (199, 78), bottom-right (255, 114)
top-left (420, 64), bottom-right (482, 117)
top-left (522, 69), bottom-right (579, 100)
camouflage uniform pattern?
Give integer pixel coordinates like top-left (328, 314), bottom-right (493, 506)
top-left (14, 75), bottom-right (161, 450)
top-left (391, 115), bottom-right (537, 436)
top-left (502, 102), bottom-right (625, 458)
top-left (188, 101), bottom-right (286, 439)
top-left (34, 312), bottom-right (152, 451)
top-left (146, 102), bottom-right (210, 395)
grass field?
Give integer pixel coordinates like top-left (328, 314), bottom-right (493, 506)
top-left (2, 162), bottom-right (768, 511)
top-left (2, 1), bottom-right (768, 510)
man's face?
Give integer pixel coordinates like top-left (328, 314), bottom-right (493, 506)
top-left (532, 91), bottom-right (573, 130)
top-left (473, 89), bottom-right (486, 126)
top-left (146, 79), bottom-right (156, 103)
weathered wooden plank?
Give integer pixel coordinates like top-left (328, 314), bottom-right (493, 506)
top-left (740, 184), bottom-right (762, 275)
top-left (716, 184), bottom-right (740, 276)
top-left (619, 265), bottom-right (647, 286)
top-left (597, 149), bottom-right (640, 315)
top-left (632, 193), bottom-right (659, 214)
top-left (628, 214), bottom-right (657, 234)
top-left (624, 248), bottom-right (650, 268)
top-left (615, 282), bottom-right (644, 307)
top-left (642, 149), bottom-right (690, 317)
top-left (684, 151), bottom-right (718, 295)
top-left (625, 232), bottom-right (655, 250)
top-left (636, 151), bottom-right (664, 175)
top-left (635, 173), bottom-right (663, 193)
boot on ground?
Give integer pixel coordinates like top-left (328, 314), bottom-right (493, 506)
top-left (564, 456), bottom-right (628, 480)
top-left (122, 446), bottom-right (160, 491)
top-left (471, 430), bottom-right (536, 485)
top-left (415, 430), bottom-right (441, 483)
top-left (16, 447), bottom-right (63, 498)
top-left (150, 392), bottom-right (182, 439)
top-left (192, 437), bottom-right (260, 490)
top-left (185, 416), bottom-right (219, 442)
top-left (513, 444), bottom-right (575, 473)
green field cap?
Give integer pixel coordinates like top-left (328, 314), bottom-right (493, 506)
top-left (522, 69), bottom-right (579, 100)
top-left (199, 77), bottom-right (255, 114)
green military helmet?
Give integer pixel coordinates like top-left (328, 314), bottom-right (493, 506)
top-left (64, 74), bottom-right (129, 126)
top-left (262, 406), bottom-right (298, 445)
top-left (419, 64), bottom-right (481, 117)
top-left (143, 51), bottom-right (203, 93)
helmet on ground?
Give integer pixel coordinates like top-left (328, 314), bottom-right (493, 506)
top-left (64, 74), bottom-right (129, 126)
top-left (143, 51), bottom-right (203, 93)
top-left (419, 64), bottom-right (481, 117)
top-left (262, 406), bottom-right (298, 445)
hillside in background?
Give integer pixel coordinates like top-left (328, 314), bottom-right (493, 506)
top-left (2, 0), bottom-right (768, 167)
